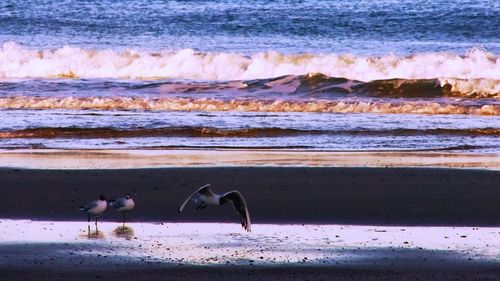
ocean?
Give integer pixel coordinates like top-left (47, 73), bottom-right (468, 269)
top-left (0, 0), bottom-right (498, 152)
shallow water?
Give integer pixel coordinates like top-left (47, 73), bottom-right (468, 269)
top-left (0, 109), bottom-right (499, 152)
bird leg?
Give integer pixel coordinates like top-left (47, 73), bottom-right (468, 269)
top-left (95, 216), bottom-right (98, 233)
top-left (122, 211), bottom-right (126, 228)
top-left (87, 213), bottom-right (91, 236)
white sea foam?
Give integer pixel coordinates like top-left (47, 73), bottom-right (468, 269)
top-left (0, 42), bottom-right (498, 83)
top-left (0, 96), bottom-right (498, 115)
top-left (440, 78), bottom-right (500, 98)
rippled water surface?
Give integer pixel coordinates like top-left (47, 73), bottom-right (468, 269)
top-left (1, 0), bottom-right (498, 54)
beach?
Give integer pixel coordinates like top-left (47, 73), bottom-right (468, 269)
top-left (0, 160), bottom-right (499, 280)
top-left (0, 222), bottom-right (499, 281)
top-left (1, 163), bottom-right (500, 225)
top-left (0, 0), bottom-right (498, 279)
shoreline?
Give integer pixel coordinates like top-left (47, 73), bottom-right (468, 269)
top-left (0, 148), bottom-right (498, 170)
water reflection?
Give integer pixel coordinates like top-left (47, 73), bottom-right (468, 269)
top-left (113, 226), bottom-right (134, 240)
top-left (79, 229), bottom-right (105, 240)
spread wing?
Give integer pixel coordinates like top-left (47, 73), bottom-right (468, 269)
top-left (223, 191), bottom-right (251, 232)
top-left (178, 184), bottom-right (214, 213)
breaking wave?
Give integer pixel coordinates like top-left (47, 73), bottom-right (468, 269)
top-left (1, 74), bottom-right (496, 98)
top-left (0, 42), bottom-right (498, 84)
top-left (1, 127), bottom-right (498, 139)
top-left (0, 96), bottom-right (498, 115)
top-left (156, 74), bottom-right (499, 98)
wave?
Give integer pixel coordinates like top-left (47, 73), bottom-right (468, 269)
top-left (166, 74), bottom-right (498, 98)
top-left (0, 42), bottom-right (498, 83)
top-left (0, 127), bottom-right (315, 139)
top-left (1, 73), bottom-right (496, 98)
top-left (357, 77), bottom-right (499, 98)
top-left (1, 127), bottom-right (498, 139)
top-left (0, 96), bottom-right (498, 115)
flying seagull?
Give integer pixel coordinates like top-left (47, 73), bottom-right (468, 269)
top-left (109, 194), bottom-right (135, 227)
top-left (80, 194), bottom-right (107, 233)
top-left (178, 184), bottom-right (251, 232)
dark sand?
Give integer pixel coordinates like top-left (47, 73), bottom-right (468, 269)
top-left (1, 167), bottom-right (499, 280)
top-left (0, 167), bottom-right (499, 225)
top-left (2, 263), bottom-right (499, 281)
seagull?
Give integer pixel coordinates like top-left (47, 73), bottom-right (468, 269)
top-left (178, 184), bottom-right (251, 232)
top-left (108, 194), bottom-right (135, 227)
top-left (79, 195), bottom-right (107, 233)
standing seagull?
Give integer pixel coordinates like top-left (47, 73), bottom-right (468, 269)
top-left (109, 194), bottom-right (135, 228)
top-left (79, 195), bottom-right (107, 233)
top-left (178, 184), bottom-right (251, 232)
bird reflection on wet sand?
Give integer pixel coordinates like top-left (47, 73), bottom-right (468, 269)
top-left (80, 229), bottom-right (105, 239)
top-left (113, 226), bottom-right (135, 240)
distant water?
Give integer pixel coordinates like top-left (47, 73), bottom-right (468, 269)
top-left (0, 0), bottom-right (498, 152)
top-left (1, 0), bottom-right (499, 54)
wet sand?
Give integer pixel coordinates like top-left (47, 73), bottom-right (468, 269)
top-left (0, 149), bottom-right (499, 170)
top-left (0, 167), bottom-right (499, 225)
top-left (0, 221), bottom-right (499, 281)
top-left (0, 166), bottom-right (499, 280)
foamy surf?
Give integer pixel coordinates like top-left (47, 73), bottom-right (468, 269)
top-left (0, 96), bottom-right (498, 115)
top-left (0, 42), bottom-right (498, 84)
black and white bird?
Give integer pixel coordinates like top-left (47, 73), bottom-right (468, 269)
top-left (178, 184), bottom-right (251, 232)
top-left (79, 195), bottom-right (107, 232)
top-left (108, 194), bottom-right (135, 227)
